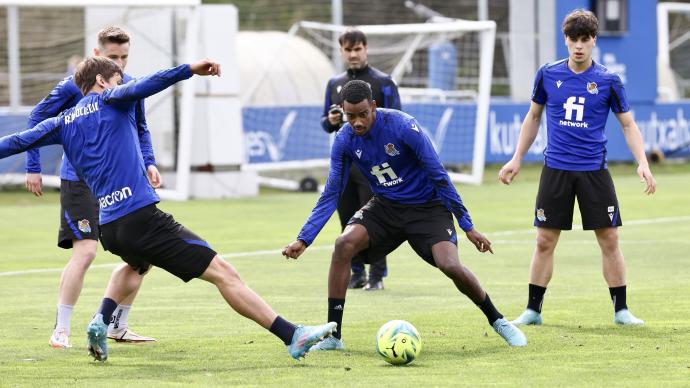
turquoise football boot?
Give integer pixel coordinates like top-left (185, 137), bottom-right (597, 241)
top-left (511, 309), bottom-right (543, 326)
top-left (492, 318), bottom-right (528, 347)
top-left (86, 313), bottom-right (109, 362)
top-left (287, 322), bottom-right (338, 359)
top-left (614, 309), bottom-right (644, 325)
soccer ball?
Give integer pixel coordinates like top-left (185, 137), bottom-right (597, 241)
top-left (375, 320), bottom-right (422, 365)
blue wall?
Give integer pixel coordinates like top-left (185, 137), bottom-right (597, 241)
top-left (555, 0), bottom-right (657, 104)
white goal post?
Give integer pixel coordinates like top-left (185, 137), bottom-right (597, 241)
top-left (243, 18), bottom-right (496, 185)
top-left (0, 0), bottom-right (249, 201)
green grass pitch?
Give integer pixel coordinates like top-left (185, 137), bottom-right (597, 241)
top-left (0, 164), bottom-right (689, 387)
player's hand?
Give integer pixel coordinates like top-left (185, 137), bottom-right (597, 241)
top-left (190, 59), bottom-right (221, 77)
top-left (147, 165), bottom-right (162, 188)
top-left (465, 228), bottom-right (493, 254)
top-left (282, 240), bottom-right (307, 259)
top-left (498, 159), bottom-right (520, 185)
top-left (25, 173), bottom-right (43, 197)
top-left (637, 163), bottom-right (656, 195)
top-left (328, 105), bottom-right (344, 126)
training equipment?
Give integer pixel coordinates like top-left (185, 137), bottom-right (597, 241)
top-left (492, 318), bottom-right (528, 347)
top-left (375, 320), bottom-right (422, 365)
top-left (287, 322), bottom-right (338, 360)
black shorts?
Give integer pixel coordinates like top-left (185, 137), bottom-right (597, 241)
top-left (58, 179), bottom-right (100, 249)
top-left (534, 165), bottom-right (622, 230)
top-left (348, 196), bottom-right (458, 267)
top-left (100, 204), bottom-right (217, 282)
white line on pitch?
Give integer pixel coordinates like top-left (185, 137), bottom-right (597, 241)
top-left (1, 216), bottom-right (688, 277)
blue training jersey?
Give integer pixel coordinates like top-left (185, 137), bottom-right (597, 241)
top-left (298, 108), bottom-right (473, 245)
top-left (0, 64), bottom-right (192, 224)
top-left (532, 59), bottom-right (629, 171)
top-left (26, 73), bottom-right (156, 180)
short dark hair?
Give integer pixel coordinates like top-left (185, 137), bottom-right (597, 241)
top-left (97, 26), bottom-right (130, 48)
top-left (74, 56), bottom-right (123, 95)
top-left (341, 80), bottom-right (372, 105)
top-left (562, 9), bottom-right (598, 39)
top-left (338, 27), bottom-right (367, 47)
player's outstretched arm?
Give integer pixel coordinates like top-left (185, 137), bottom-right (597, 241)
top-left (498, 101), bottom-right (544, 185)
top-left (0, 117), bottom-right (62, 160)
top-left (465, 228), bottom-right (493, 254)
top-left (282, 240), bottom-right (307, 260)
top-left (615, 111), bottom-right (656, 195)
top-left (190, 59), bottom-right (221, 76)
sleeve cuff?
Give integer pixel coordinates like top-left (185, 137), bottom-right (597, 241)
top-left (458, 218), bottom-right (474, 233)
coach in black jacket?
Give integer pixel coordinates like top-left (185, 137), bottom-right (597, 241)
top-left (320, 27), bottom-right (401, 291)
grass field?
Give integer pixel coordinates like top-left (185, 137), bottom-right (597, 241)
top-left (0, 163), bottom-right (689, 387)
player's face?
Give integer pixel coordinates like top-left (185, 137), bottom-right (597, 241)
top-left (94, 42), bottom-right (130, 70)
top-left (565, 34), bottom-right (595, 65)
top-left (344, 99), bottom-right (377, 136)
top-left (340, 41), bottom-right (368, 70)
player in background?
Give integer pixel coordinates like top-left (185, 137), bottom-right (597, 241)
top-left (284, 80), bottom-right (527, 351)
top-left (25, 27), bottom-right (158, 349)
top-left (321, 28), bottom-right (401, 291)
top-left (498, 9), bottom-right (656, 326)
top-left (0, 57), bottom-right (337, 362)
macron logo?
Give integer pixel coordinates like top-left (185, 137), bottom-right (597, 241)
top-left (99, 186), bottom-right (133, 209)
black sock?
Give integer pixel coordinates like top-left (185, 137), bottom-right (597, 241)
top-left (269, 316), bottom-right (297, 345)
top-left (609, 285), bottom-right (628, 312)
top-left (527, 284), bottom-right (547, 313)
top-left (328, 298), bottom-right (345, 339)
top-left (97, 298), bottom-right (118, 325)
top-left (477, 294), bottom-right (503, 325)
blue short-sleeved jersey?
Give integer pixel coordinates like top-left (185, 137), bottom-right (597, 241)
top-left (0, 65), bottom-right (192, 224)
top-left (532, 59), bottom-right (629, 171)
top-left (298, 108), bottom-right (473, 245)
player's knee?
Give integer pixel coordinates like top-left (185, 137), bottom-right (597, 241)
top-left (435, 256), bottom-right (461, 276)
top-left (333, 235), bottom-right (360, 260)
top-left (535, 234), bottom-right (557, 253)
top-left (70, 249), bottom-right (97, 269)
top-left (210, 257), bottom-right (244, 287)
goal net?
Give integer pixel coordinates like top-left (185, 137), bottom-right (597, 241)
top-left (0, 0), bottom-right (205, 200)
top-left (242, 18), bottom-right (496, 185)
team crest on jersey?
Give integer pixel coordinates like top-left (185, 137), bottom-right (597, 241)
top-left (536, 209), bottom-right (547, 222)
top-left (78, 219), bottom-right (91, 234)
top-left (586, 82), bottom-right (599, 95)
top-left (385, 143), bottom-right (400, 156)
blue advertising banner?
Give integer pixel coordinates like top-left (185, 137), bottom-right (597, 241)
top-left (244, 101), bottom-right (690, 166)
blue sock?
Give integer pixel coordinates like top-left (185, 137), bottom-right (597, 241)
top-left (97, 298), bottom-right (118, 325)
top-left (269, 316), bottom-right (297, 345)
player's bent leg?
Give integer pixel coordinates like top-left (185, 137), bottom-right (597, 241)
top-left (431, 241), bottom-right (485, 304)
top-left (200, 256), bottom-right (278, 328)
top-left (329, 224), bottom-right (369, 299)
top-left (200, 256), bottom-right (337, 359)
top-left (431, 241), bottom-right (527, 346)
